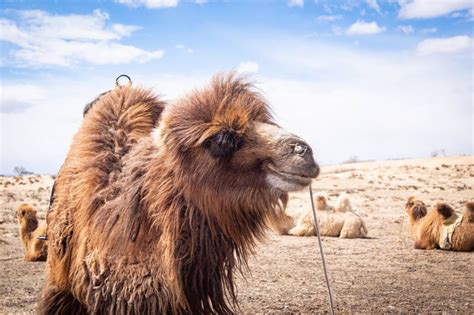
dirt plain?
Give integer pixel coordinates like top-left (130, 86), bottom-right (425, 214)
top-left (0, 156), bottom-right (473, 314)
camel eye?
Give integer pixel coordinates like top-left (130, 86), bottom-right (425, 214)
top-left (204, 130), bottom-right (243, 158)
top-left (292, 143), bottom-right (308, 156)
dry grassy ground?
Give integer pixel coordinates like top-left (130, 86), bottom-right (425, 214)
top-left (0, 156), bottom-right (473, 313)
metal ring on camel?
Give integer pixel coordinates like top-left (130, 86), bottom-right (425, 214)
top-left (116, 74), bottom-right (132, 87)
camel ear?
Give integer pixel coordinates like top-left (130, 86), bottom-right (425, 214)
top-left (204, 129), bottom-right (243, 158)
top-left (436, 203), bottom-right (454, 218)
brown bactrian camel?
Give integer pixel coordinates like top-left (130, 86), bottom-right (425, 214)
top-left (16, 203), bottom-right (47, 261)
top-left (38, 73), bottom-right (319, 314)
top-left (405, 198), bottom-right (474, 251)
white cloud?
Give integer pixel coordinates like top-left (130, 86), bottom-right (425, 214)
top-left (258, 39), bottom-right (472, 164)
top-left (175, 44), bottom-right (194, 54)
top-left (346, 20), bottom-right (386, 35)
top-left (399, 0), bottom-right (471, 19)
top-left (316, 15), bottom-right (342, 22)
top-left (366, 0), bottom-right (382, 14)
top-left (237, 61), bottom-right (259, 74)
top-left (340, 3), bottom-right (358, 11)
top-left (0, 84), bottom-right (45, 113)
top-left (288, 0), bottom-right (304, 8)
top-left (397, 25), bottom-right (414, 34)
top-left (0, 73), bottom-right (209, 174)
top-left (115, 0), bottom-right (178, 9)
top-left (0, 10), bottom-right (164, 67)
top-left (2, 39), bottom-right (472, 173)
top-left (420, 27), bottom-right (437, 34)
top-left (416, 35), bottom-right (473, 56)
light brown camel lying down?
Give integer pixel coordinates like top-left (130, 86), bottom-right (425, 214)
top-left (16, 203), bottom-right (47, 261)
top-left (39, 74), bottom-right (319, 314)
top-left (405, 197), bottom-right (474, 251)
top-left (271, 194), bottom-right (368, 238)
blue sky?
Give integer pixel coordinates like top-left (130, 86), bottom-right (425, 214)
top-left (1, 0), bottom-right (473, 174)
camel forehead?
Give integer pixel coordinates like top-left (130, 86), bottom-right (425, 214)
top-left (17, 204), bottom-right (34, 212)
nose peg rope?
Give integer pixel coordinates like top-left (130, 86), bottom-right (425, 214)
top-left (309, 185), bottom-right (335, 315)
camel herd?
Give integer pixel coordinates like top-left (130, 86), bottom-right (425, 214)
top-left (12, 73), bottom-right (474, 314)
top-left (18, 194), bottom-right (472, 264)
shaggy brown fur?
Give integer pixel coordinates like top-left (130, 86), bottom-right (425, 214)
top-left (39, 74), bottom-right (318, 314)
top-left (16, 203), bottom-right (47, 261)
top-left (406, 199), bottom-right (474, 251)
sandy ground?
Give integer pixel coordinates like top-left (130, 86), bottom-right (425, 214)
top-left (0, 156), bottom-right (473, 313)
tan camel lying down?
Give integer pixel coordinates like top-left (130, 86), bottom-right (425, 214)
top-left (16, 203), bottom-right (48, 261)
top-left (286, 194), bottom-right (368, 238)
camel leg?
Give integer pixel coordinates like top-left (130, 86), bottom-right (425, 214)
top-left (288, 222), bottom-right (315, 236)
top-left (340, 223), bottom-right (355, 238)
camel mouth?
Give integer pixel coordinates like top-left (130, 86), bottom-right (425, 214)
top-left (266, 164), bottom-right (313, 192)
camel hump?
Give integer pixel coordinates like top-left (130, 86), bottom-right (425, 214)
top-left (465, 201), bottom-right (474, 222)
top-left (435, 202), bottom-right (455, 219)
top-left (61, 86), bottom-right (165, 212)
top-left (77, 85), bottom-right (165, 163)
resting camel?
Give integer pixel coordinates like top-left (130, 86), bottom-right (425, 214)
top-left (286, 194), bottom-right (368, 238)
top-left (39, 74), bottom-right (319, 314)
top-left (16, 203), bottom-right (47, 261)
top-left (405, 197), bottom-right (474, 251)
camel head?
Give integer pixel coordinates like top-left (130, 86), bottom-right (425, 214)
top-left (316, 195), bottom-right (328, 210)
top-left (405, 197), bottom-right (427, 222)
top-left (16, 203), bottom-right (37, 221)
top-left (16, 203), bottom-right (39, 233)
top-left (156, 74), bottom-right (319, 212)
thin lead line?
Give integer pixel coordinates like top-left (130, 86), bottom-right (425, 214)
top-left (309, 185), bottom-right (335, 315)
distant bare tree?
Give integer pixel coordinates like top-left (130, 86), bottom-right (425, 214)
top-left (13, 166), bottom-right (34, 176)
top-left (430, 149), bottom-right (446, 158)
top-left (343, 155), bottom-right (360, 164)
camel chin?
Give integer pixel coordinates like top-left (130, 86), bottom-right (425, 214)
top-left (266, 169), bottom-right (313, 192)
